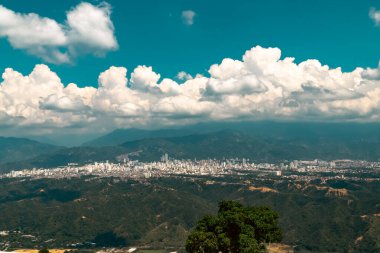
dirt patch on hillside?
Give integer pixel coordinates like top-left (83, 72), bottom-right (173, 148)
top-left (313, 185), bottom-right (349, 197)
top-left (16, 250), bottom-right (68, 253)
top-left (267, 243), bottom-right (294, 253)
top-left (248, 186), bottom-right (278, 193)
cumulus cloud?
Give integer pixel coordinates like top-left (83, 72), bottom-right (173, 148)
top-left (2, 45), bottom-right (380, 137)
top-left (370, 7), bottom-right (380, 26)
top-left (176, 71), bottom-right (193, 81)
top-left (182, 10), bottom-right (196, 26)
top-left (66, 2), bottom-right (118, 56)
top-left (0, 2), bottom-right (118, 64)
top-left (362, 62), bottom-right (380, 80)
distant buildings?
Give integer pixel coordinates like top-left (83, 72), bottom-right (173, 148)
top-left (161, 153), bottom-right (169, 163)
top-left (0, 157), bottom-right (379, 183)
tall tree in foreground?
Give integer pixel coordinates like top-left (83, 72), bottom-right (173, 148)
top-left (186, 200), bottom-right (282, 253)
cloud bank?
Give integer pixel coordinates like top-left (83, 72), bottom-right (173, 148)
top-left (0, 2), bottom-right (118, 63)
top-left (1, 45), bottom-right (380, 137)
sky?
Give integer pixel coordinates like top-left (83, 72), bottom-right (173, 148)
top-left (1, 0), bottom-right (380, 145)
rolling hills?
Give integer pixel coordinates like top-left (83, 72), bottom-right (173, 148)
top-left (0, 176), bottom-right (378, 252)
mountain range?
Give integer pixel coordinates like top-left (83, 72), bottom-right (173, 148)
top-left (82, 121), bottom-right (380, 147)
top-left (2, 122), bottom-right (380, 172)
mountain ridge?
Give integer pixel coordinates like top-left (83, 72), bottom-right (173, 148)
top-left (82, 128), bottom-right (195, 147)
top-left (82, 121), bottom-right (380, 147)
top-left (0, 136), bottom-right (63, 164)
top-left (3, 128), bottom-right (380, 172)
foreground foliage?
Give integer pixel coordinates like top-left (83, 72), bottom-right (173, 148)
top-left (186, 200), bottom-right (282, 253)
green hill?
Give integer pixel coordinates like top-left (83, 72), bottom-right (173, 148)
top-left (0, 137), bottom-right (62, 164)
top-left (0, 177), bottom-right (378, 252)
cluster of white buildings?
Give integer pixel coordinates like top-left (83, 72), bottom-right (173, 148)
top-left (0, 157), bottom-right (279, 180)
top-left (287, 159), bottom-right (380, 173)
top-left (0, 156), bottom-right (379, 181)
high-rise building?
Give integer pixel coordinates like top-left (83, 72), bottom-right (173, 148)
top-left (161, 153), bottom-right (169, 163)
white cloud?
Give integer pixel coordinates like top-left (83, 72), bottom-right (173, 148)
top-left (2, 45), bottom-right (380, 138)
top-left (130, 66), bottom-right (161, 91)
top-left (370, 7), bottom-right (380, 26)
top-left (66, 2), bottom-right (118, 55)
top-left (176, 71), bottom-right (193, 81)
top-left (0, 2), bottom-right (118, 64)
top-left (182, 10), bottom-right (196, 26)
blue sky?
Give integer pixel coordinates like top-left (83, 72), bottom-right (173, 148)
top-left (1, 0), bottom-right (380, 86)
top-left (1, 0), bottom-right (380, 144)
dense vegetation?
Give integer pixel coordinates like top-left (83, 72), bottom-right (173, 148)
top-left (0, 176), bottom-right (378, 252)
top-left (186, 200), bottom-right (282, 252)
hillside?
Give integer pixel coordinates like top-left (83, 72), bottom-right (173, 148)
top-left (82, 128), bottom-right (194, 147)
top-left (83, 121), bottom-right (380, 147)
top-left (0, 177), bottom-right (378, 252)
top-left (0, 137), bottom-right (62, 164)
top-left (120, 130), bottom-right (380, 162)
top-left (1, 146), bottom-right (128, 172)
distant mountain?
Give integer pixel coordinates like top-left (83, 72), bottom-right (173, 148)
top-left (119, 130), bottom-right (380, 162)
top-left (0, 137), bottom-right (62, 164)
top-left (1, 146), bottom-right (128, 172)
top-left (5, 123), bottom-right (380, 171)
top-left (82, 128), bottom-right (194, 147)
top-left (83, 121), bottom-right (380, 147)
top-left (188, 121), bottom-right (380, 143)
top-left (119, 130), bottom-right (269, 161)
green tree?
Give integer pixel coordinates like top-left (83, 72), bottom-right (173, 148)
top-left (186, 200), bottom-right (282, 253)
